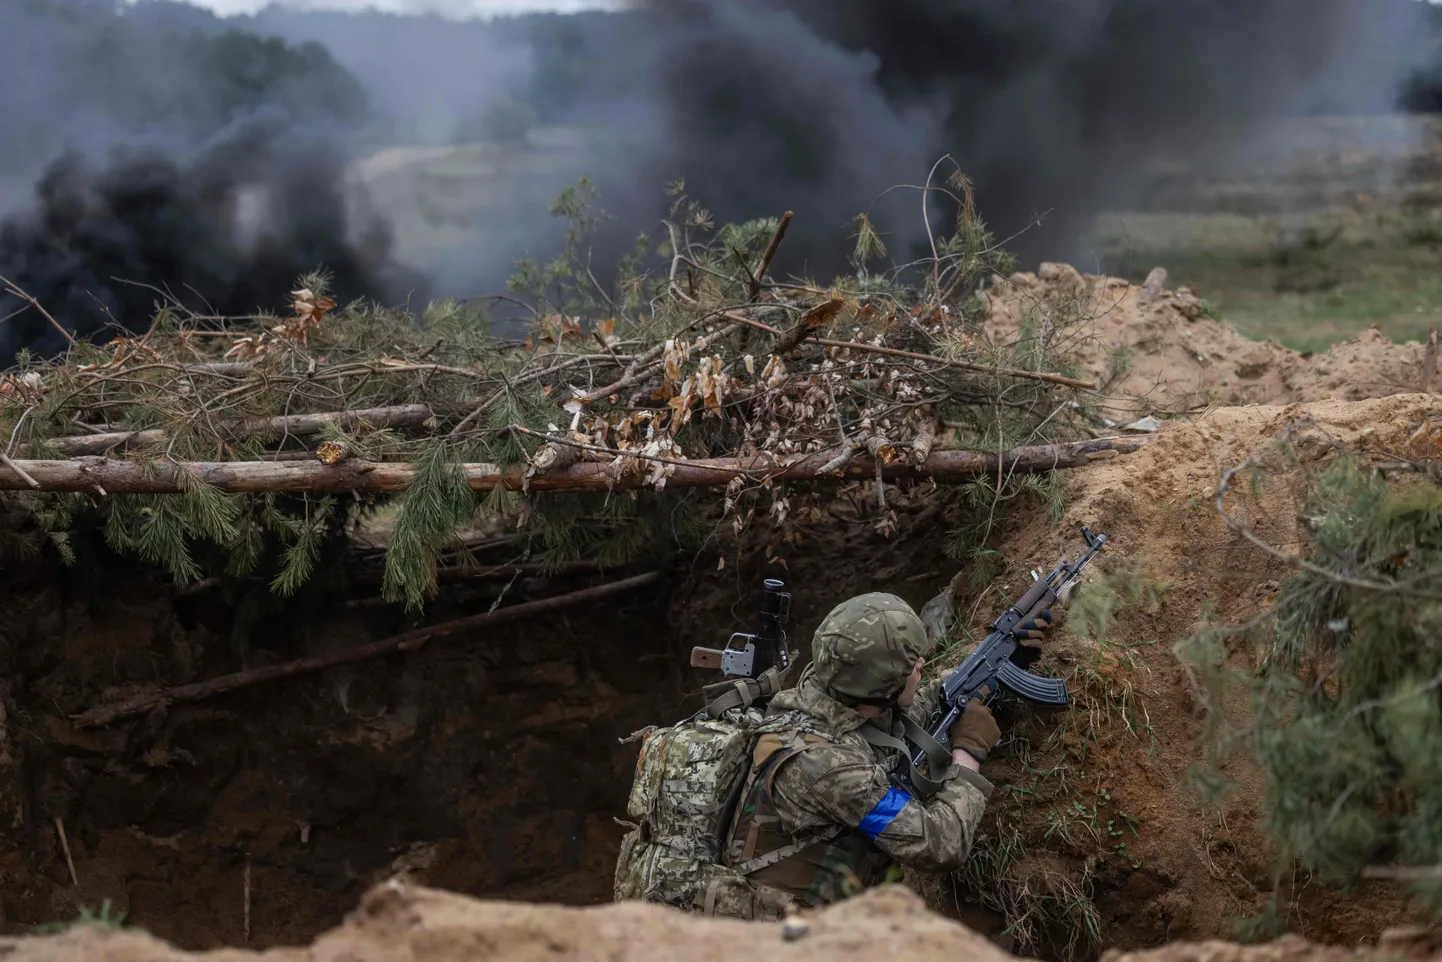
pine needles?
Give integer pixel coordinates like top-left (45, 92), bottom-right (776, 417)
top-left (1186, 450), bottom-right (1442, 918)
top-left (0, 172), bottom-right (1105, 606)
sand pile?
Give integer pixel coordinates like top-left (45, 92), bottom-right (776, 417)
top-left (986, 265), bottom-right (1428, 418)
top-left (932, 392), bottom-right (1442, 952)
top-left (2, 882), bottom-right (1433, 962)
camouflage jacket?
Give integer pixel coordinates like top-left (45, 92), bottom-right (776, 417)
top-left (722, 667), bottom-right (992, 908)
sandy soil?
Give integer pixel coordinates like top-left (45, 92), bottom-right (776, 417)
top-left (986, 263), bottom-right (1430, 419)
top-left (1, 883), bottom-right (1433, 962)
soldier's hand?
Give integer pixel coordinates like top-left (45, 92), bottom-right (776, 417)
top-left (1016, 608), bottom-right (1053, 649)
top-left (949, 699), bottom-right (1001, 764)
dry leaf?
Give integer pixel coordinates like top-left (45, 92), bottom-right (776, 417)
top-left (316, 441), bottom-right (348, 465)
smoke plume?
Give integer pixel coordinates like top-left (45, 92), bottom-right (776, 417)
top-left (0, 0), bottom-right (1437, 360)
top-left (0, 0), bottom-right (416, 359)
top-left (617, 0), bottom-right (1433, 270)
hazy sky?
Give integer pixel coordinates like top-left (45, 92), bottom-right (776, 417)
top-left (156, 0), bottom-right (617, 15)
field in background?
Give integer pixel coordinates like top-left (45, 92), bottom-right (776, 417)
top-left (1084, 114), bottom-right (1442, 353)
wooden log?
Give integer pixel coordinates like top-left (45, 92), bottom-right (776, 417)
top-left (40, 404), bottom-right (437, 456)
top-left (350, 560), bottom-right (605, 589)
top-left (0, 436), bottom-right (1150, 495)
top-left (71, 571), bottom-right (661, 728)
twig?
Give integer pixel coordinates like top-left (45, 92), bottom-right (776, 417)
top-left (0, 453), bottom-right (39, 488)
top-left (749, 210), bottom-right (794, 301)
top-left (55, 815), bottom-right (79, 888)
top-left (1425, 326), bottom-right (1438, 393)
top-left (72, 572), bottom-right (663, 728)
top-left (0, 276), bottom-right (77, 346)
top-left (1362, 865), bottom-right (1442, 881)
top-left (815, 338), bottom-right (1096, 390)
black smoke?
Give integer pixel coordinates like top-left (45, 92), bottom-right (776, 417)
top-left (0, 113), bottom-right (416, 358)
top-left (2, 0), bottom-right (1438, 360)
top-left (0, 0), bottom-right (417, 360)
top-left (618, 0), bottom-right (1432, 270)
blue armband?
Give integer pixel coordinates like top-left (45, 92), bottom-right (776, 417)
top-left (857, 787), bottom-right (911, 840)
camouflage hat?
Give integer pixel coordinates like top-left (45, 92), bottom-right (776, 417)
top-left (811, 593), bottom-right (930, 703)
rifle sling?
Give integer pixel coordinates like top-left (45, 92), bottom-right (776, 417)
top-left (701, 667), bottom-right (785, 718)
top-left (861, 715), bottom-right (954, 800)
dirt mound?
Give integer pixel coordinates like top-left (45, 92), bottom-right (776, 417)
top-left (986, 264), bottom-right (1427, 417)
top-left (0, 883), bottom-right (1429, 962)
top-left (923, 392), bottom-right (1442, 952)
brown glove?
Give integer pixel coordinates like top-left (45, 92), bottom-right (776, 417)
top-left (949, 699), bottom-right (1002, 764)
top-left (1016, 608), bottom-right (1053, 649)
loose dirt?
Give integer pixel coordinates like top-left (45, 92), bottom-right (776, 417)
top-left (986, 263), bottom-right (1431, 418)
top-left (915, 389), bottom-right (1442, 952)
top-left (0, 883), bottom-right (1431, 962)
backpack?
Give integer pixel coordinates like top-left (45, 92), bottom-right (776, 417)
top-left (613, 669), bottom-right (798, 920)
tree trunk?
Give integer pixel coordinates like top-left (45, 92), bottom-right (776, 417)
top-left (40, 404), bottom-right (438, 456)
top-left (0, 436), bottom-right (1148, 495)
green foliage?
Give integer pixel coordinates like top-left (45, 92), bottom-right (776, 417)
top-left (383, 445), bottom-right (479, 610)
top-left (1186, 456), bottom-right (1442, 916)
top-left (34, 899), bottom-right (127, 934)
top-left (1, 169), bottom-right (1089, 608)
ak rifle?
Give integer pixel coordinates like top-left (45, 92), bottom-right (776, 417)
top-left (901, 526), bottom-right (1108, 792)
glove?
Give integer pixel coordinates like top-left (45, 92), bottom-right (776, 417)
top-left (948, 699), bottom-right (1001, 764)
top-left (1016, 608), bottom-right (1053, 649)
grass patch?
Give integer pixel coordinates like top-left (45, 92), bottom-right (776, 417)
top-left (1086, 207), bottom-right (1442, 353)
top-left (934, 563), bottom-right (1168, 959)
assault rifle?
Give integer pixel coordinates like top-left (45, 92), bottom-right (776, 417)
top-left (690, 578), bottom-right (792, 680)
top-left (896, 526), bottom-right (1108, 794)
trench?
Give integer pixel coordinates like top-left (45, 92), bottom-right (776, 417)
top-left (0, 546), bottom-right (686, 946)
top-left (0, 495), bottom-right (1006, 950)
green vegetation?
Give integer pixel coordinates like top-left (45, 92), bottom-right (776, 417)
top-left (1179, 447), bottom-right (1442, 927)
top-left (1, 174), bottom-right (1083, 614)
top-left (922, 564), bottom-right (1167, 959)
top-left (34, 899), bottom-right (127, 934)
top-left (1090, 207), bottom-right (1442, 353)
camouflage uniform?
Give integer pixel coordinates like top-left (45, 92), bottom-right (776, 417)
top-left (717, 593), bottom-right (992, 914)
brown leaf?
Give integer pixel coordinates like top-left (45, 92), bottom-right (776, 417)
top-left (316, 441), bottom-right (348, 465)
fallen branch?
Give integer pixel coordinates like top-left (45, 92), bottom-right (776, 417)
top-left (815, 338), bottom-right (1096, 390)
top-left (1362, 865), bottom-right (1442, 881)
top-left (749, 210), bottom-right (793, 301)
top-left (55, 816), bottom-right (79, 888)
top-left (0, 436), bottom-right (1150, 495)
top-left (351, 560), bottom-right (605, 589)
top-left (71, 571), bottom-right (661, 728)
top-left (1, 275), bottom-right (77, 346)
top-left (772, 297), bottom-right (845, 357)
top-left (39, 404), bottom-right (438, 456)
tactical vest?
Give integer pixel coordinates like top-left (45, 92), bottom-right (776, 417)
top-left (721, 730), bottom-right (876, 909)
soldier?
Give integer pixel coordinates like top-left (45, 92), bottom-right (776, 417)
top-left (716, 591), bottom-right (1050, 914)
